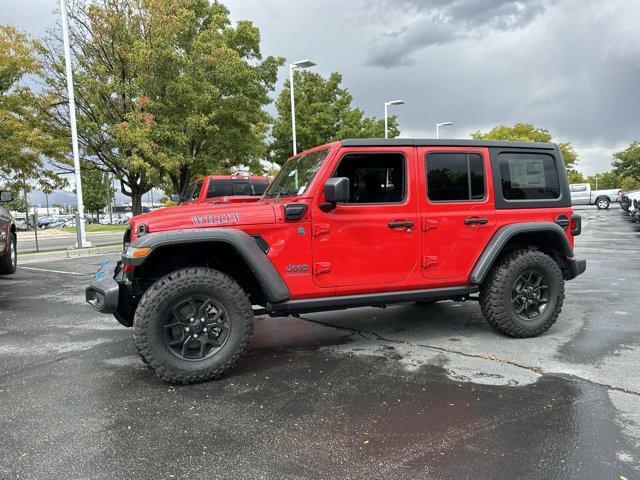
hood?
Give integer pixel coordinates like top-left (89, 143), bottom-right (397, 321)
top-left (130, 201), bottom-right (276, 236)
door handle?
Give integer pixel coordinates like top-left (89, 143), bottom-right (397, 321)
top-left (388, 220), bottom-right (414, 229)
top-left (464, 217), bottom-right (489, 225)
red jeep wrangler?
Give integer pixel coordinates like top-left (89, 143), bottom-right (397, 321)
top-left (87, 139), bottom-right (586, 384)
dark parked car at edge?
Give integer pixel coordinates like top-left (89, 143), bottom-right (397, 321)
top-left (0, 190), bottom-right (17, 275)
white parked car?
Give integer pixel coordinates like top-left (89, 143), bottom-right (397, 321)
top-left (620, 190), bottom-right (640, 218)
top-left (570, 183), bottom-right (622, 209)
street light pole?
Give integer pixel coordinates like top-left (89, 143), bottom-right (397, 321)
top-left (384, 100), bottom-right (405, 139)
top-left (60, 0), bottom-right (90, 247)
top-left (436, 121), bottom-right (453, 139)
top-left (289, 59), bottom-right (317, 156)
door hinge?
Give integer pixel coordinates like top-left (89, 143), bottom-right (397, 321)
top-left (313, 262), bottom-right (332, 275)
top-left (313, 224), bottom-right (331, 236)
top-left (421, 219), bottom-right (438, 231)
top-left (422, 256), bottom-right (438, 268)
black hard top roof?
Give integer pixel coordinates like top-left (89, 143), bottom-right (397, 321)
top-left (340, 138), bottom-right (557, 150)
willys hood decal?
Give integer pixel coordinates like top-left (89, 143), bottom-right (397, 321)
top-left (132, 201), bottom-right (276, 233)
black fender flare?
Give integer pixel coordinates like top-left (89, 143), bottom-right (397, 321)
top-left (469, 222), bottom-right (573, 284)
top-left (124, 228), bottom-right (291, 303)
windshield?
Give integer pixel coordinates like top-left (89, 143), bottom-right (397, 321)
top-left (263, 148), bottom-right (330, 198)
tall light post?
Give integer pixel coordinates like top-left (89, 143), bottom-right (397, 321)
top-left (289, 59), bottom-right (317, 156)
top-left (436, 122), bottom-right (453, 139)
top-left (595, 173), bottom-right (601, 190)
top-left (384, 100), bottom-right (404, 139)
top-left (60, 0), bottom-right (90, 247)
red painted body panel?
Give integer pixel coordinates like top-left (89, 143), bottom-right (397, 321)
top-left (128, 141), bottom-right (577, 301)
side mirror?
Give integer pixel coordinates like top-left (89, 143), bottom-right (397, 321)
top-left (324, 177), bottom-right (350, 205)
top-left (0, 190), bottom-right (13, 203)
top-left (169, 194), bottom-right (182, 203)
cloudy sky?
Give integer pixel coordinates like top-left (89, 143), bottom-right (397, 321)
top-left (3, 0), bottom-right (640, 175)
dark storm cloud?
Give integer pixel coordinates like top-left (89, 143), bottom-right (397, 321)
top-left (368, 0), bottom-right (551, 67)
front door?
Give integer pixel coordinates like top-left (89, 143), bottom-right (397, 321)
top-left (418, 147), bottom-right (496, 282)
top-left (311, 148), bottom-right (419, 289)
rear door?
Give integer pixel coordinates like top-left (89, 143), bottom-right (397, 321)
top-left (418, 147), bottom-right (495, 282)
top-left (311, 147), bottom-right (419, 289)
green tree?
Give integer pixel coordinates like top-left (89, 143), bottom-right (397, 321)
top-left (585, 171), bottom-right (622, 190)
top-left (621, 176), bottom-right (640, 192)
top-left (41, 0), bottom-right (282, 213)
top-left (612, 141), bottom-right (640, 183)
top-left (271, 71), bottom-right (399, 165)
top-left (568, 170), bottom-right (586, 184)
top-left (0, 26), bottom-right (66, 194)
top-left (80, 166), bottom-right (114, 219)
top-left (471, 123), bottom-right (579, 172)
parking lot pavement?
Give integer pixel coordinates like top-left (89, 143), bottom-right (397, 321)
top-left (16, 230), bottom-right (124, 253)
top-left (0, 207), bottom-right (639, 479)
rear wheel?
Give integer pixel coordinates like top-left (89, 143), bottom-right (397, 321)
top-left (596, 197), bottom-right (610, 210)
top-left (479, 249), bottom-right (564, 338)
top-left (133, 267), bottom-right (253, 384)
top-left (0, 233), bottom-right (17, 275)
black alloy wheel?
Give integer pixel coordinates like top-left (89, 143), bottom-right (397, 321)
top-left (511, 270), bottom-right (549, 320)
top-left (163, 296), bottom-right (230, 361)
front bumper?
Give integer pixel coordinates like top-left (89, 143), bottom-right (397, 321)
top-left (86, 260), bottom-right (134, 326)
top-left (566, 257), bottom-right (587, 280)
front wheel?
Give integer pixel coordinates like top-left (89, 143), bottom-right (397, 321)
top-left (596, 197), bottom-right (610, 210)
top-left (479, 249), bottom-right (564, 338)
top-left (133, 267), bottom-right (254, 384)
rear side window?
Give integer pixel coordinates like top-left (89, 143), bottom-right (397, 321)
top-left (426, 153), bottom-right (485, 202)
top-left (499, 153), bottom-right (560, 200)
top-left (207, 180), bottom-right (233, 198)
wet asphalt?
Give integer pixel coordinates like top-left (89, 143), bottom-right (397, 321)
top-left (0, 206), bottom-right (638, 479)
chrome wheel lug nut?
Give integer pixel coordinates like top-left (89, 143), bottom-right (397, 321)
top-left (203, 327), bottom-right (208, 333)
top-left (193, 334), bottom-right (199, 339)
top-left (185, 327), bottom-right (190, 333)
top-left (189, 318), bottom-right (195, 323)
top-left (200, 318), bottom-right (206, 323)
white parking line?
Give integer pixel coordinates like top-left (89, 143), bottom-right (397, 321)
top-left (19, 266), bottom-right (89, 276)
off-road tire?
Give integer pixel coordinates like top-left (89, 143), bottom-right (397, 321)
top-left (596, 197), bottom-right (610, 210)
top-left (133, 267), bottom-right (253, 384)
top-left (479, 249), bottom-right (564, 338)
top-left (0, 233), bottom-right (17, 275)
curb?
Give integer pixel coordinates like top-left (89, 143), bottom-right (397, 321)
top-left (19, 245), bottom-right (121, 265)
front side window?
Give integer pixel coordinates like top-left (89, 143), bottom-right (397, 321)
top-left (334, 153), bottom-right (405, 204)
top-left (426, 153), bottom-right (485, 202)
top-left (263, 148), bottom-right (331, 198)
top-left (499, 153), bottom-right (560, 200)
top-left (570, 184), bottom-right (588, 192)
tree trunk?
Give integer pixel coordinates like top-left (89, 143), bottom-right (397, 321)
top-left (131, 191), bottom-right (143, 216)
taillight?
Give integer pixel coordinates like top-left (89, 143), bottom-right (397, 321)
top-left (570, 214), bottom-right (582, 236)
